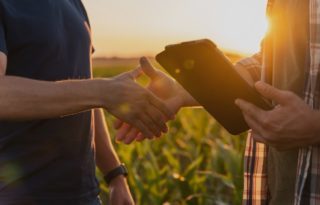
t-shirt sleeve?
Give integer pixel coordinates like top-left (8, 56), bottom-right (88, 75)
top-left (0, 15), bottom-right (7, 54)
top-left (77, 0), bottom-right (95, 54)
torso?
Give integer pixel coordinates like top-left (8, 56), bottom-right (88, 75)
top-left (0, 1), bottom-right (98, 204)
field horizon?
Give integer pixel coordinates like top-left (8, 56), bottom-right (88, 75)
top-left (92, 51), bottom-right (245, 71)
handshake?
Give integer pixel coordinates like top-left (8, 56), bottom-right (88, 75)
top-left (109, 57), bottom-right (197, 144)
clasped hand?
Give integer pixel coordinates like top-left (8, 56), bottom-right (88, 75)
top-left (103, 64), bottom-right (174, 139)
top-left (114, 58), bottom-right (320, 150)
top-left (114, 57), bottom-right (196, 144)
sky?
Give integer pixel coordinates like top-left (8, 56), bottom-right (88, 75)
top-left (82, 0), bottom-right (268, 58)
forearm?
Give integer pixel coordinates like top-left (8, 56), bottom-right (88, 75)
top-left (174, 95), bottom-right (200, 110)
top-left (94, 108), bottom-right (121, 175)
top-left (0, 76), bottom-right (103, 120)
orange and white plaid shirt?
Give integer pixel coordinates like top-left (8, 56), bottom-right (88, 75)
top-left (237, 0), bottom-right (320, 204)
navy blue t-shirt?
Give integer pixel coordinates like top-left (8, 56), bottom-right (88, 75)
top-left (0, 1), bottom-right (99, 204)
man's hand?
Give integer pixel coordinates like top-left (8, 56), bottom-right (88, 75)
top-left (101, 67), bottom-right (173, 138)
top-left (114, 57), bottom-right (198, 144)
top-left (139, 57), bottom-right (195, 105)
top-left (109, 176), bottom-right (134, 205)
top-left (235, 81), bottom-right (320, 151)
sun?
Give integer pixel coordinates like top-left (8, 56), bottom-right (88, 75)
top-left (204, 0), bottom-right (269, 55)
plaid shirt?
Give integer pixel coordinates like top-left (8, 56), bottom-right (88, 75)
top-left (236, 0), bottom-right (320, 204)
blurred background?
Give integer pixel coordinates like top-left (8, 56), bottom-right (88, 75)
top-left (82, 0), bottom-right (268, 57)
top-left (82, 0), bottom-right (268, 204)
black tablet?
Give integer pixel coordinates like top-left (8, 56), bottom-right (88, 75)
top-left (156, 39), bottom-right (273, 135)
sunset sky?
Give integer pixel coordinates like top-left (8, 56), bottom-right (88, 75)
top-left (82, 0), bottom-right (268, 57)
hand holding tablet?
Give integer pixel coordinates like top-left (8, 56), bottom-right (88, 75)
top-left (156, 39), bottom-right (273, 135)
top-left (115, 39), bottom-right (274, 142)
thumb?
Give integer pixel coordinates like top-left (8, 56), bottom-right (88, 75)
top-left (126, 66), bottom-right (143, 80)
top-left (140, 57), bottom-right (158, 80)
top-left (255, 81), bottom-right (287, 104)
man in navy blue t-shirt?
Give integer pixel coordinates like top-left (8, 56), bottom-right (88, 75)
top-left (0, 1), bottom-right (172, 205)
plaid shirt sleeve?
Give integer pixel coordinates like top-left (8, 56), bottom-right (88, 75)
top-left (234, 54), bottom-right (270, 205)
top-left (234, 52), bottom-right (262, 83)
top-left (239, 0), bottom-right (320, 204)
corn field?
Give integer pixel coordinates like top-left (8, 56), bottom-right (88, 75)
top-left (93, 56), bottom-right (247, 205)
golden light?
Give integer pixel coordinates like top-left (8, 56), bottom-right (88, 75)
top-left (83, 0), bottom-right (269, 57)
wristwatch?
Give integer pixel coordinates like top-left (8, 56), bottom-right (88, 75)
top-left (104, 163), bottom-right (128, 185)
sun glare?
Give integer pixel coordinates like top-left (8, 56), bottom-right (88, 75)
top-left (83, 0), bottom-right (268, 57)
top-left (209, 0), bottom-right (269, 54)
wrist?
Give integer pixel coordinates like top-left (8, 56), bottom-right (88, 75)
top-left (104, 163), bottom-right (129, 186)
top-left (166, 96), bottom-right (183, 114)
top-left (91, 78), bottom-right (112, 109)
top-left (108, 175), bottom-right (128, 189)
top-left (63, 79), bottom-right (106, 110)
top-left (180, 91), bottom-right (199, 107)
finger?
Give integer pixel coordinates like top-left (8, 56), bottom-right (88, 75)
top-left (235, 99), bottom-right (265, 124)
top-left (133, 118), bottom-right (157, 139)
top-left (123, 128), bottom-right (140, 144)
top-left (136, 133), bottom-right (147, 142)
top-left (146, 105), bottom-right (168, 133)
top-left (242, 112), bottom-right (264, 134)
top-left (156, 133), bottom-right (163, 138)
top-left (127, 66), bottom-right (143, 80)
top-left (147, 93), bottom-right (174, 120)
top-left (140, 57), bottom-right (158, 80)
top-left (114, 119), bottom-right (124, 129)
top-left (115, 123), bottom-right (131, 141)
top-left (255, 81), bottom-right (287, 105)
top-left (139, 114), bottom-right (161, 137)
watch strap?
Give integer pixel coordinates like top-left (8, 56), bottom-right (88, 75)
top-left (104, 163), bottom-right (128, 185)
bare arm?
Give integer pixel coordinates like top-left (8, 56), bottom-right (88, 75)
top-left (0, 76), bottom-right (103, 120)
top-left (0, 53), bottom-right (102, 120)
top-left (94, 108), bottom-right (134, 204)
top-left (94, 108), bottom-right (120, 175)
top-left (0, 52), bottom-right (172, 138)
